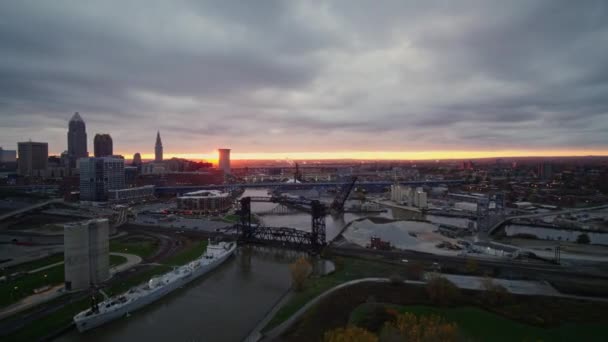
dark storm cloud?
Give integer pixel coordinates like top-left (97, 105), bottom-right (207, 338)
top-left (0, 0), bottom-right (607, 155)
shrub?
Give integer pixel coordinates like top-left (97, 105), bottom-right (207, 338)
top-left (323, 326), bottom-right (378, 342)
top-left (289, 256), bottom-right (312, 292)
top-left (425, 274), bottom-right (460, 305)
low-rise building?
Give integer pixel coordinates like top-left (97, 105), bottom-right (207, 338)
top-left (177, 190), bottom-right (232, 214)
top-left (390, 184), bottom-right (428, 208)
top-left (454, 201), bottom-right (478, 212)
top-left (108, 185), bottom-right (155, 203)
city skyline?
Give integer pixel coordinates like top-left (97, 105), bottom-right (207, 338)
top-left (1, 1), bottom-right (608, 159)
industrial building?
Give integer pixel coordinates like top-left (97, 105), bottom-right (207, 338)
top-left (17, 141), bottom-right (48, 177)
top-left (108, 185), bottom-right (155, 203)
top-left (64, 219), bottom-right (110, 291)
top-left (177, 190), bottom-right (232, 214)
top-left (390, 184), bottom-right (428, 208)
top-left (218, 148), bottom-right (231, 175)
top-left (79, 157), bottom-right (126, 201)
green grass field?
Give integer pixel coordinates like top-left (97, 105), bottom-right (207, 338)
top-left (1, 253), bottom-right (64, 276)
top-left (351, 304), bottom-right (608, 342)
top-left (109, 239), bottom-right (159, 259)
top-left (0, 255), bottom-right (127, 309)
top-left (263, 256), bottom-right (401, 331)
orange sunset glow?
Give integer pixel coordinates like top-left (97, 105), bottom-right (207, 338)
top-left (134, 149), bottom-right (608, 162)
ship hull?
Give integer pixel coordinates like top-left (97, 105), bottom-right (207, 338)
top-left (75, 244), bottom-right (236, 332)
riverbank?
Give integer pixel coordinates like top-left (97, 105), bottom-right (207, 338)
top-left (2, 240), bottom-right (209, 341)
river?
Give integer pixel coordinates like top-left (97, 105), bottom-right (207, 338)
top-left (55, 246), bottom-right (298, 342)
top-left (55, 188), bottom-right (475, 341)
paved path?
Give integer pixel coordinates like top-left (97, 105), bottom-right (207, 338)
top-left (261, 274), bottom-right (608, 341)
top-left (262, 278), bottom-right (407, 340)
top-left (242, 289), bottom-right (293, 342)
top-left (0, 199), bottom-right (63, 221)
top-left (109, 252), bottom-right (142, 274)
top-left (0, 252), bottom-right (142, 320)
top-left (0, 284), bottom-right (65, 320)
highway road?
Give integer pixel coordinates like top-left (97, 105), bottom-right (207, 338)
top-left (328, 244), bottom-right (608, 280)
top-left (0, 199), bottom-right (63, 222)
top-left (488, 204), bottom-right (608, 234)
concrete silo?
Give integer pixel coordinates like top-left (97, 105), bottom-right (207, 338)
top-left (64, 219), bottom-right (110, 291)
top-left (88, 219), bottom-right (110, 284)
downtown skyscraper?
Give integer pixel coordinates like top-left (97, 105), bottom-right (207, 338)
top-left (94, 134), bottom-right (113, 157)
top-left (67, 112), bottom-right (88, 167)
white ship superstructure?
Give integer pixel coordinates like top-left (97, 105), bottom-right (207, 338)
top-left (74, 241), bottom-right (236, 332)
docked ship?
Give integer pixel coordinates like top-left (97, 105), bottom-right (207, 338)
top-left (74, 241), bottom-right (236, 332)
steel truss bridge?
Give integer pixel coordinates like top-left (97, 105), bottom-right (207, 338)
top-left (234, 197), bottom-right (327, 250)
top-left (248, 176), bottom-right (358, 215)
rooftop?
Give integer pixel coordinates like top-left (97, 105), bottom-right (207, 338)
top-left (70, 112), bottom-right (83, 122)
top-left (180, 190), bottom-right (230, 198)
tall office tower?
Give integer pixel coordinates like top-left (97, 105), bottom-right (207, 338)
top-left (79, 157), bottom-right (125, 202)
top-left (67, 112), bottom-right (88, 167)
top-left (218, 148), bottom-right (231, 175)
top-left (155, 131), bottom-right (163, 162)
top-left (17, 141), bottom-right (48, 177)
top-left (93, 134), bottom-right (113, 157)
top-left (64, 218), bottom-right (110, 290)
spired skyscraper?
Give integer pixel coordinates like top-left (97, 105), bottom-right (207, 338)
top-left (67, 112), bottom-right (88, 167)
top-left (155, 131), bottom-right (163, 162)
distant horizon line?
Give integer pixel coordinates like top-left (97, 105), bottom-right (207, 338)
top-left (106, 150), bottom-right (608, 162)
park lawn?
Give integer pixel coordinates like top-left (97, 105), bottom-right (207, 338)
top-left (110, 254), bottom-right (128, 266)
top-left (1, 253), bottom-right (64, 276)
top-left (263, 256), bottom-right (401, 332)
top-left (3, 297), bottom-right (90, 342)
top-left (351, 304), bottom-right (608, 342)
top-left (0, 265), bottom-right (64, 308)
top-left (109, 239), bottom-right (158, 259)
top-left (0, 254), bottom-right (127, 308)
top-left (107, 239), bottom-right (208, 295)
top-left (4, 240), bottom-right (209, 341)
top-left (221, 214), bottom-right (240, 223)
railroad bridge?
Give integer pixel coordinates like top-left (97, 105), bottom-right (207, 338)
top-left (234, 197), bottom-right (327, 250)
top-left (234, 177), bottom-right (357, 250)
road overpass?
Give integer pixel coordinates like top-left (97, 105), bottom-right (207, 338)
top-left (156, 179), bottom-right (465, 195)
top-left (487, 204), bottom-right (608, 235)
top-left (0, 199), bottom-right (64, 222)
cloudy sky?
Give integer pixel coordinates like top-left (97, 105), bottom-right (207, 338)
top-left (1, 0), bottom-right (607, 160)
